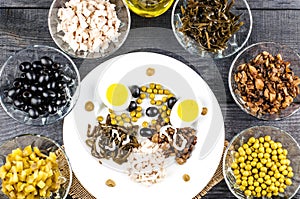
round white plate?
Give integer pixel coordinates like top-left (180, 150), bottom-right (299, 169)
top-left (63, 52), bottom-right (225, 199)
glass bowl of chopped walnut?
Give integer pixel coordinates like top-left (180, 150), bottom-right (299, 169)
top-left (0, 134), bottom-right (72, 199)
top-left (48, 0), bottom-right (131, 59)
top-left (229, 42), bottom-right (300, 120)
top-left (171, 0), bottom-right (253, 59)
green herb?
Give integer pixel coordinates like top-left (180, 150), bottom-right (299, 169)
top-left (179, 0), bottom-right (244, 53)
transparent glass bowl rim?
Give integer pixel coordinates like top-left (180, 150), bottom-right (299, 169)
top-left (222, 125), bottom-right (300, 199)
top-left (0, 44), bottom-right (81, 125)
top-left (171, 0), bottom-right (253, 59)
top-left (0, 133), bottom-right (73, 199)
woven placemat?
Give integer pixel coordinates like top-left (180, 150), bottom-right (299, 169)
top-left (66, 140), bottom-right (228, 199)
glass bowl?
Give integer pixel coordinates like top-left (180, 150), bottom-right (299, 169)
top-left (223, 126), bottom-right (300, 199)
top-left (0, 45), bottom-right (80, 126)
top-left (171, 0), bottom-right (252, 59)
top-left (0, 134), bottom-right (72, 199)
top-left (48, 0), bottom-right (131, 59)
top-left (229, 42), bottom-right (300, 120)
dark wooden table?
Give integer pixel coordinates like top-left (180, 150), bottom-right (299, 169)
top-left (1, 0), bottom-right (300, 198)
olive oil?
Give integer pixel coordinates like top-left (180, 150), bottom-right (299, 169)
top-left (124, 0), bottom-right (174, 18)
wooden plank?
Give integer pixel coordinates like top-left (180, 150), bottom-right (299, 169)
top-left (1, 0), bottom-right (300, 9)
top-left (0, 0), bottom-right (52, 8)
top-left (248, 0), bottom-right (300, 10)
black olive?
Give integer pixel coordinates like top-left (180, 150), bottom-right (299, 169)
top-left (61, 99), bottom-right (67, 105)
top-left (7, 89), bottom-right (16, 98)
top-left (30, 97), bottom-right (42, 106)
top-left (32, 61), bottom-right (43, 71)
top-left (167, 97), bottom-right (177, 109)
top-left (22, 91), bottom-right (32, 99)
top-left (55, 100), bottom-right (63, 106)
top-left (20, 73), bottom-right (26, 79)
top-left (13, 99), bottom-right (24, 108)
top-left (130, 85), bottom-right (140, 98)
top-left (146, 107), bottom-right (159, 117)
top-left (28, 108), bottom-right (39, 119)
top-left (25, 72), bottom-right (36, 81)
top-left (22, 105), bottom-right (31, 112)
top-left (128, 101), bottom-right (137, 112)
top-left (40, 56), bottom-right (53, 67)
top-left (46, 82), bottom-right (56, 90)
top-left (48, 104), bottom-right (57, 114)
top-left (23, 83), bottom-right (30, 90)
top-left (30, 85), bottom-right (38, 92)
top-left (12, 78), bottom-right (23, 88)
top-left (52, 63), bottom-right (62, 70)
top-left (53, 71), bottom-right (60, 79)
top-left (61, 74), bottom-right (72, 83)
top-left (140, 128), bottom-right (155, 138)
top-left (42, 91), bottom-right (49, 98)
top-left (37, 106), bottom-right (46, 115)
top-left (48, 90), bottom-right (56, 98)
top-left (38, 75), bottom-right (46, 84)
top-left (19, 62), bottom-right (32, 72)
top-left (37, 86), bottom-right (44, 92)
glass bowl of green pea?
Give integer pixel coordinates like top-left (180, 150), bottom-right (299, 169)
top-left (223, 126), bottom-right (300, 198)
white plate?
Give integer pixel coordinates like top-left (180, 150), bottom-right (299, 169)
top-left (63, 52), bottom-right (225, 199)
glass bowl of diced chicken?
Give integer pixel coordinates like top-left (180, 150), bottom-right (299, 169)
top-left (0, 134), bottom-right (72, 199)
top-left (48, 0), bottom-right (131, 59)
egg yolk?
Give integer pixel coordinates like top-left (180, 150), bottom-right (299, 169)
top-left (177, 99), bottom-right (199, 122)
top-left (106, 84), bottom-right (128, 106)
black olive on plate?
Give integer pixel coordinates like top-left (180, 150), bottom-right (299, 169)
top-left (167, 97), bottom-right (177, 109)
top-left (19, 62), bottom-right (32, 72)
top-left (146, 107), bottom-right (159, 117)
top-left (40, 56), bottom-right (53, 67)
top-left (128, 101), bottom-right (137, 112)
top-left (140, 128), bottom-right (155, 138)
top-left (130, 85), bottom-right (140, 98)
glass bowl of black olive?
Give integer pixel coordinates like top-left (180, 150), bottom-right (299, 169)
top-left (0, 45), bottom-right (80, 125)
top-left (171, 0), bottom-right (253, 59)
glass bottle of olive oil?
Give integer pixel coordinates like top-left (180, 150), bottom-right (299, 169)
top-left (124, 0), bottom-right (175, 18)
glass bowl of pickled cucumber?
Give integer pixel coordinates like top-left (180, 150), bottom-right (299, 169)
top-left (223, 126), bottom-right (300, 199)
top-left (171, 0), bottom-right (253, 59)
top-left (0, 134), bottom-right (72, 199)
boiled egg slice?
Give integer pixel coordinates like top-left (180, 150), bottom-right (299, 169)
top-left (100, 83), bottom-right (131, 112)
top-left (170, 98), bottom-right (201, 128)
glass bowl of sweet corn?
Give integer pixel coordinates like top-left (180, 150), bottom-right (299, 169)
top-left (0, 134), bottom-right (72, 199)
